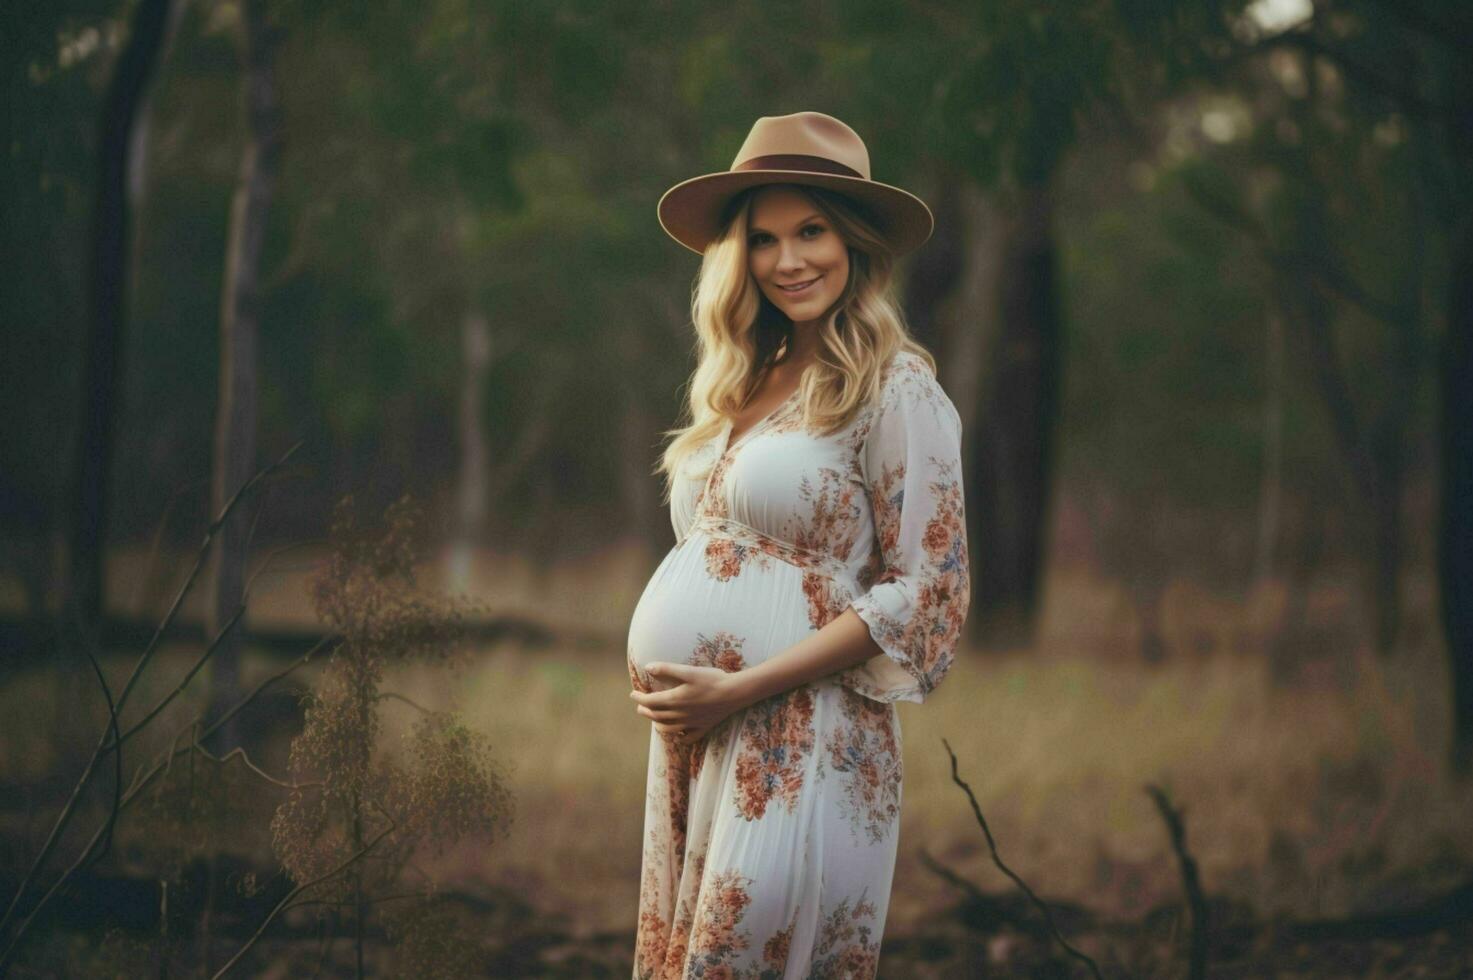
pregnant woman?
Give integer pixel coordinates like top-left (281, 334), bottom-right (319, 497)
top-left (626, 111), bottom-right (970, 979)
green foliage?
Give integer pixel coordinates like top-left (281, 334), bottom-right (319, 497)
top-left (2, 0), bottom-right (1458, 576)
top-left (1063, 158), bottom-right (1271, 509)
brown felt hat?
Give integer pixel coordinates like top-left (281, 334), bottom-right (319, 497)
top-left (657, 111), bottom-right (934, 257)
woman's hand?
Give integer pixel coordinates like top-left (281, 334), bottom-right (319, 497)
top-left (630, 662), bottom-right (751, 746)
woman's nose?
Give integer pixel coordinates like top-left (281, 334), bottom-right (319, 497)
top-left (775, 240), bottom-right (805, 273)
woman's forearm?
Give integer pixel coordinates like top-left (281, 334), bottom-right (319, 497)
top-left (730, 605), bottom-right (882, 707)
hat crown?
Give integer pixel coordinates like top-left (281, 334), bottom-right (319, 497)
top-left (657, 110), bottom-right (931, 256)
top-left (730, 111), bottom-right (871, 180)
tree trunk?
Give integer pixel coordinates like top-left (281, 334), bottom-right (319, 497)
top-left (1440, 49), bottom-right (1473, 775)
top-left (1276, 265), bottom-right (1407, 659)
top-left (614, 321), bottom-right (666, 558)
top-left (936, 181), bottom-right (1007, 467)
top-left (902, 172), bottom-right (966, 355)
top-left (968, 179), bottom-right (1063, 647)
top-left (1367, 111), bottom-right (1430, 658)
top-left (450, 309), bottom-right (491, 592)
top-left (1443, 217), bottom-right (1473, 774)
top-left (1254, 307), bottom-right (1285, 587)
top-left (205, 0), bottom-right (280, 754)
top-left (65, 0), bottom-right (173, 644)
top-left (127, 0), bottom-right (189, 307)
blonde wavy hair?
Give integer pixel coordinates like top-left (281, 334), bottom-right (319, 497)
top-left (654, 182), bottom-right (936, 503)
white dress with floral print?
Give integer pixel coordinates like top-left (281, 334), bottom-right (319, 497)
top-left (626, 349), bottom-right (970, 979)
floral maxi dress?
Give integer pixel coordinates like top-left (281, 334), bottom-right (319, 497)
top-left (626, 350), bottom-right (971, 979)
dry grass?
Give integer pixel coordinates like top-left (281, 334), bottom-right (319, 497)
top-left (2, 544), bottom-right (1469, 950)
top-left (396, 629), bottom-right (1471, 942)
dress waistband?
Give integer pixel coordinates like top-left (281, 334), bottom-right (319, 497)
top-left (685, 514), bottom-right (855, 586)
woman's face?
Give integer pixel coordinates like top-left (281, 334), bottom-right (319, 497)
top-left (746, 186), bottom-right (850, 325)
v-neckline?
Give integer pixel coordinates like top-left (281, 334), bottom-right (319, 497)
top-left (720, 384), bottom-right (802, 458)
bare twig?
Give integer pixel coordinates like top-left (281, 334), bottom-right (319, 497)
top-left (113, 441), bottom-right (303, 723)
top-left (108, 536), bottom-right (325, 754)
top-left (128, 475), bottom-right (210, 618)
top-left (943, 737), bottom-right (1104, 980)
top-left (1145, 784), bottom-right (1209, 980)
top-left (282, 891), bottom-right (429, 910)
top-left (189, 742), bottom-right (323, 792)
top-left (106, 604), bottom-right (249, 752)
top-left (0, 641), bottom-right (126, 969)
top-left (210, 800), bottom-right (399, 979)
top-left (376, 691), bottom-right (433, 714)
top-left (916, 847), bottom-right (990, 905)
top-left (0, 633), bottom-right (326, 972)
top-left (241, 538), bottom-right (327, 601)
top-left (122, 636), bottom-right (328, 806)
top-left (0, 442), bottom-right (302, 965)
top-left (307, 912), bottom-right (337, 980)
top-left (78, 640), bottom-right (123, 868)
top-left (109, 575), bottom-right (329, 758)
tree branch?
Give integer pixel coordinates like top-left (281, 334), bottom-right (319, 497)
top-left (0, 632), bottom-right (327, 971)
top-left (1228, 25), bottom-right (1458, 121)
top-left (375, 691), bottom-right (433, 714)
top-left (0, 440), bottom-right (303, 961)
top-left (122, 637), bottom-right (327, 807)
top-left (188, 741), bottom-right (322, 792)
top-left (106, 604), bottom-right (248, 752)
top-left (916, 847), bottom-right (990, 904)
top-left (127, 475), bottom-right (210, 618)
top-left (241, 538), bottom-right (327, 601)
top-left (942, 738), bottom-right (1104, 980)
top-left (0, 643), bottom-right (124, 970)
top-left (1176, 168), bottom-right (1402, 326)
top-left (78, 640), bottom-right (123, 868)
top-left (1145, 784), bottom-right (1209, 980)
top-left (211, 800), bottom-right (400, 979)
top-left (112, 440), bottom-right (304, 722)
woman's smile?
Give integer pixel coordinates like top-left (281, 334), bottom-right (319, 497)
top-left (778, 276), bottom-right (821, 294)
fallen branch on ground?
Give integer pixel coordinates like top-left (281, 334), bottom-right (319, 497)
top-left (942, 737), bottom-right (1105, 980)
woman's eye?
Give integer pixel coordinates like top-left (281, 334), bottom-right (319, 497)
top-left (749, 225), bottom-right (822, 247)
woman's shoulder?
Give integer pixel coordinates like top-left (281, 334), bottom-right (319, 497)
top-left (876, 348), bottom-right (947, 405)
top-left (867, 348), bottom-right (960, 432)
top-left (878, 349), bottom-right (934, 388)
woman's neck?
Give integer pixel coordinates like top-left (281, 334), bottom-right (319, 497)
top-left (782, 322), bottom-right (822, 366)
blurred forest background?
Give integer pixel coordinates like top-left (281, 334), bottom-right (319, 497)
top-left (3, 0), bottom-right (1473, 976)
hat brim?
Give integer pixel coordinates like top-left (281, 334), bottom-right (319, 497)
top-left (657, 169), bottom-right (934, 257)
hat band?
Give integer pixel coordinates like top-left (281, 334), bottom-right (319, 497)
top-left (732, 154), bottom-right (864, 179)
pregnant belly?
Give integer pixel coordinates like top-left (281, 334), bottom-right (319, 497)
top-left (626, 532), bottom-right (825, 686)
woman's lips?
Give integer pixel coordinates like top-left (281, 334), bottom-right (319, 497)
top-left (777, 276), bottom-right (820, 295)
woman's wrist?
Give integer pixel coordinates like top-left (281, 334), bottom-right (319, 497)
top-left (729, 610), bottom-right (880, 710)
top-left (730, 663), bottom-right (778, 709)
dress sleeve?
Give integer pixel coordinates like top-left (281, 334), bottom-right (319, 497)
top-left (839, 356), bottom-right (971, 704)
